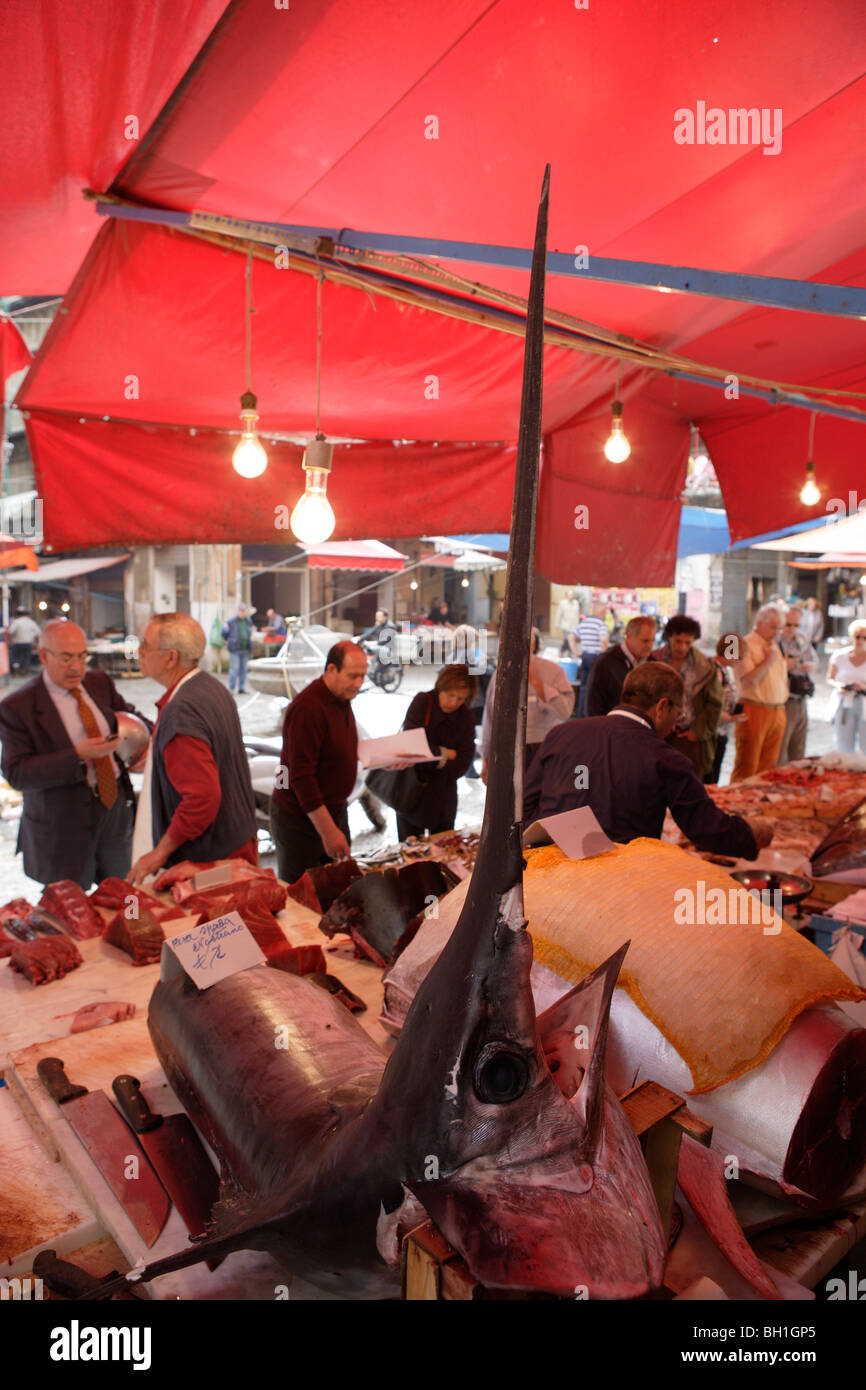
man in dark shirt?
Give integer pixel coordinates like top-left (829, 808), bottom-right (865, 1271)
top-left (270, 640), bottom-right (367, 884)
top-left (584, 615), bottom-right (657, 717)
top-left (524, 663), bottom-right (771, 859)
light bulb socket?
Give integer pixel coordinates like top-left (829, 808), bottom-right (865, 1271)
top-left (303, 436), bottom-right (334, 475)
top-left (611, 399), bottom-right (624, 421)
top-left (240, 390), bottom-right (258, 412)
top-left (805, 460), bottom-right (816, 478)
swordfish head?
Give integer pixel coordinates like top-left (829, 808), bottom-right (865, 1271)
top-left (365, 839), bottom-right (665, 1297)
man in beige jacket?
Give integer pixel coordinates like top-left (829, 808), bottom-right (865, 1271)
top-left (730, 605), bottom-right (789, 782)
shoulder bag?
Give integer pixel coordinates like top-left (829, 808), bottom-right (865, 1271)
top-left (365, 695), bottom-right (434, 814)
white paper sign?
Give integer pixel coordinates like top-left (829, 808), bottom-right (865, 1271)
top-left (523, 807), bottom-right (616, 861)
top-left (166, 910), bottom-right (265, 990)
top-left (357, 729), bottom-right (437, 769)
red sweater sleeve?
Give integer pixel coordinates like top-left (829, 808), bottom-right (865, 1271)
top-left (163, 735), bottom-right (222, 845)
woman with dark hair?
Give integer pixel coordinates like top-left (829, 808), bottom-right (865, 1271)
top-left (395, 664), bottom-right (478, 841)
top-left (650, 614), bottom-right (722, 777)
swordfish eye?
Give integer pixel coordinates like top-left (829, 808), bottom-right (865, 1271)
top-left (473, 1041), bottom-right (531, 1105)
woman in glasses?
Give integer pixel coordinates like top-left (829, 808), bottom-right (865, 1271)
top-left (828, 620), bottom-right (866, 753)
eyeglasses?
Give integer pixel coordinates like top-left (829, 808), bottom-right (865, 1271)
top-left (43, 650), bottom-right (88, 665)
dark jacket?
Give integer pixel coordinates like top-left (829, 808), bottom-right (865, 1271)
top-left (400, 691), bottom-right (476, 831)
top-left (524, 705), bottom-right (757, 858)
top-left (0, 670), bottom-right (149, 884)
top-left (222, 616), bottom-right (253, 654)
top-left (151, 671), bottom-right (256, 865)
top-left (584, 643), bottom-right (634, 717)
top-left (650, 644), bottom-right (722, 778)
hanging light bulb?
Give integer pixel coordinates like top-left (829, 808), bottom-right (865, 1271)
top-left (232, 252), bottom-right (268, 478)
top-left (290, 435), bottom-right (336, 544)
top-left (604, 399), bottom-right (631, 463)
top-left (290, 272), bottom-right (338, 542)
top-left (603, 365), bottom-right (630, 463)
top-left (410, 580), bottom-right (419, 591)
top-left (799, 413), bottom-right (820, 506)
top-left (800, 461), bottom-right (820, 507)
top-left (460, 575), bottom-right (470, 588)
top-left (232, 390), bottom-right (268, 478)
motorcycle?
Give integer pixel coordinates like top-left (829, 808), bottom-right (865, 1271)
top-left (361, 640), bottom-right (404, 693)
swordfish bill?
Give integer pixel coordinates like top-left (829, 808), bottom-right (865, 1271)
top-left (84, 168), bottom-right (663, 1302)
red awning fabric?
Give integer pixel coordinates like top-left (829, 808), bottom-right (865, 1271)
top-left (7, 0), bottom-right (866, 583)
top-left (0, 0), bottom-right (229, 295)
top-left (0, 317), bottom-right (31, 385)
top-left (24, 412), bottom-right (514, 552)
top-left (301, 540), bottom-right (406, 571)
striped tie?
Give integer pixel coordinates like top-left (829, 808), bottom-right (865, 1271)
top-left (71, 687), bottom-right (118, 809)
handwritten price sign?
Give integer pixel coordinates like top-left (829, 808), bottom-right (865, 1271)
top-left (166, 911), bottom-right (265, 989)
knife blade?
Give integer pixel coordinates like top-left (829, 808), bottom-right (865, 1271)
top-left (112, 1074), bottom-right (221, 1254)
top-left (37, 1057), bottom-right (170, 1248)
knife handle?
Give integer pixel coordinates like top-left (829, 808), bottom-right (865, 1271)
top-left (112, 1074), bottom-right (162, 1133)
top-left (37, 1057), bottom-right (88, 1105)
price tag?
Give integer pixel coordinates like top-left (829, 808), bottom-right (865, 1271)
top-left (166, 911), bottom-right (265, 989)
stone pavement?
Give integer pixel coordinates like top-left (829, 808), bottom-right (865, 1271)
top-left (0, 656), bottom-right (842, 905)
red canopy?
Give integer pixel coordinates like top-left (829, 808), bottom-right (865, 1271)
top-left (0, 316), bottom-right (31, 385)
top-left (7, 0), bottom-right (866, 582)
top-left (302, 541), bottom-right (406, 571)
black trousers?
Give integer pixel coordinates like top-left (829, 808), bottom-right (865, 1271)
top-left (71, 792), bottom-right (134, 890)
top-left (270, 800), bottom-right (350, 885)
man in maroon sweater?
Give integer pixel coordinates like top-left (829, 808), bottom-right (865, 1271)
top-left (271, 640), bottom-right (367, 884)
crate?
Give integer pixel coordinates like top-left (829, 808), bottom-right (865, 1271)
top-left (808, 913), bottom-right (866, 956)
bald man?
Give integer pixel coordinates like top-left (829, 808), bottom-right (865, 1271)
top-left (0, 620), bottom-right (149, 887)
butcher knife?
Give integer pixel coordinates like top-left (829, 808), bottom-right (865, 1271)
top-left (112, 1074), bottom-right (222, 1256)
top-left (37, 1057), bottom-right (170, 1247)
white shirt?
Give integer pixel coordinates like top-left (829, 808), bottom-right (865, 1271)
top-left (8, 616), bottom-right (41, 644)
top-left (480, 655), bottom-right (575, 757)
top-left (42, 670), bottom-right (118, 789)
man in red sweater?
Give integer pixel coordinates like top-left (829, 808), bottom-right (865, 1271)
top-left (127, 614), bottom-right (257, 884)
top-left (270, 640), bottom-right (367, 884)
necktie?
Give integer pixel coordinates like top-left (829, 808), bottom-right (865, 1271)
top-left (71, 687), bottom-right (117, 809)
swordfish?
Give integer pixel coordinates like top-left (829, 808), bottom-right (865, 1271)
top-left (89, 169), bottom-right (665, 1301)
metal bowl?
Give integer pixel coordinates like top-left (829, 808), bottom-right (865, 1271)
top-left (731, 869), bottom-right (813, 907)
top-left (114, 711), bottom-right (150, 763)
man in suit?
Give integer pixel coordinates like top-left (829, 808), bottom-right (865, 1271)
top-left (0, 620), bottom-right (149, 888)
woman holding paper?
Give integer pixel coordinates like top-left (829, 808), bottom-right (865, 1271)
top-left (396, 664), bottom-right (478, 842)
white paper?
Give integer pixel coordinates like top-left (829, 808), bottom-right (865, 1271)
top-left (523, 807), bottom-right (616, 860)
top-left (357, 729), bottom-right (437, 770)
top-left (166, 910), bottom-right (266, 990)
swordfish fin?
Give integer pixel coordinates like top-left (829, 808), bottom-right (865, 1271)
top-left (537, 941), bottom-right (631, 1149)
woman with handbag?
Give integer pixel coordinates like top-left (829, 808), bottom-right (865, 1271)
top-left (395, 664), bottom-right (478, 842)
top-left (829, 620), bottom-right (866, 754)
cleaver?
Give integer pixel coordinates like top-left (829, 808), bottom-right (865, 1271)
top-left (112, 1074), bottom-right (221, 1255)
top-left (37, 1056), bottom-right (170, 1247)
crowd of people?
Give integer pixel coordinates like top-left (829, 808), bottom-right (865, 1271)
top-left (557, 596), bottom-right (845, 784)
top-left (0, 588), bottom-right (856, 892)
